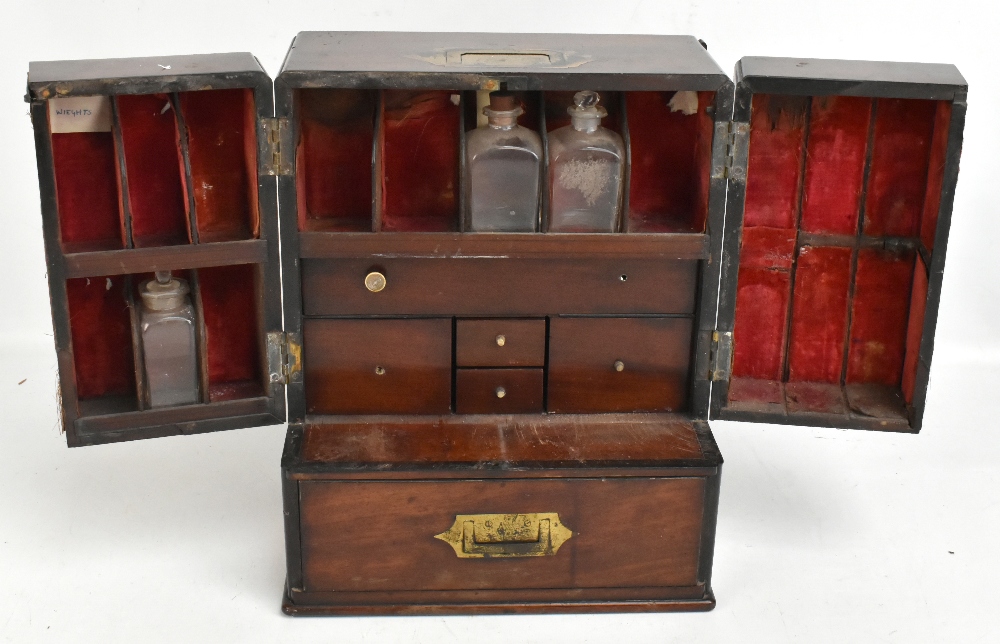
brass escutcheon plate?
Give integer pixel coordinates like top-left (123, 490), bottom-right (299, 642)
top-left (434, 513), bottom-right (573, 559)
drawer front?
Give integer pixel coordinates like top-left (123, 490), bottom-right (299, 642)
top-left (299, 477), bottom-right (707, 592)
top-left (548, 317), bottom-right (692, 413)
top-left (302, 257), bottom-right (697, 316)
top-left (456, 318), bottom-right (546, 367)
top-left (455, 368), bottom-right (544, 414)
top-left (303, 318), bottom-right (452, 414)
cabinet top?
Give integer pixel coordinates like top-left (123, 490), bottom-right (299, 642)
top-left (27, 52), bottom-right (269, 99)
top-left (278, 31), bottom-right (730, 91)
top-left (736, 56), bottom-right (966, 100)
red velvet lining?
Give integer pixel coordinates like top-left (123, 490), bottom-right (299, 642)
top-left (786, 245), bottom-right (852, 382)
top-left (863, 98), bottom-right (937, 238)
top-left (731, 227), bottom-right (796, 380)
top-left (800, 96), bottom-right (872, 235)
top-left (625, 91), bottom-right (715, 232)
top-left (902, 255), bottom-right (928, 403)
top-left (178, 89), bottom-right (259, 243)
top-left (920, 101), bottom-right (952, 251)
top-left (197, 264), bottom-right (262, 400)
top-left (116, 94), bottom-right (189, 247)
top-left (50, 133), bottom-right (123, 252)
top-left (743, 94), bottom-right (808, 229)
top-left (846, 249), bottom-right (915, 385)
top-left (297, 89), bottom-right (375, 232)
top-left (66, 276), bottom-right (135, 399)
top-left (380, 90), bottom-right (460, 232)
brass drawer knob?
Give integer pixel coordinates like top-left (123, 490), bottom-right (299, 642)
top-left (495, 386), bottom-right (506, 399)
top-left (364, 271), bottom-right (386, 293)
top-left (374, 366), bottom-right (386, 376)
top-left (614, 360), bottom-right (625, 372)
top-left (495, 334), bottom-right (506, 347)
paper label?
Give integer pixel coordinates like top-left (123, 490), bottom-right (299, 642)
top-left (48, 96), bottom-right (112, 133)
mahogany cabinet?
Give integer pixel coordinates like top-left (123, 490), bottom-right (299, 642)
top-left (27, 32), bottom-right (965, 615)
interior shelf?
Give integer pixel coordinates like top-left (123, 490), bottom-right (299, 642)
top-left (292, 88), bottom-right (718, 236)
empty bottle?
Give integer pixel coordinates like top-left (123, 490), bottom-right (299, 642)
top-left (466, 91), bottom-right (543, 232)
top-left (140, 271), bottom-right (199, 407)
top-left (547, 91), bottom-right (625, 232)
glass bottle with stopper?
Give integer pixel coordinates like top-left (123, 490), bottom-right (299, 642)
top-left (139, 271), bottom-right (199, 408)
top-left (546, 91), bottom-right (625, 232)
top-left (465, 91), bottom-right (543, 232)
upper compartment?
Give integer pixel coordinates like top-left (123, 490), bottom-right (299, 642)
top-left (712, 57), bottom-right (966, 432)
top-left (276, 32), bottom-right (730, 236)
top-left (28, 53), bottom-right (285, 446)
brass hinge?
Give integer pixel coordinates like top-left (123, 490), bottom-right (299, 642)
top-left (266, 331), bottom-right (302, 385)
top-left (710, 330), bottom-right (734, 382)
top-left (712, 121), bottom-right (749, 182)
top-left (261, 117), bottom-right (293, 176)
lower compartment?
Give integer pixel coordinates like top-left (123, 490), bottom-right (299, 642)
top-left (280, 415), bottom-right (721, 615)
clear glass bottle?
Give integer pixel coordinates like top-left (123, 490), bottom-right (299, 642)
top-left (466, 91), bottom-right (543, 232)
top-left (546, 91), bottom-right (625, 232)
top-left (140, 271), bottom-right (199, 407)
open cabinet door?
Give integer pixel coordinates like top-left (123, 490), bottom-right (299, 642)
top-left (710, 57), bottom-right (966, 432)
top-left (28, 53), bottom-right (286, 446)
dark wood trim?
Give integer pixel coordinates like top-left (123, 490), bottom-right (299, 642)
top-left (715, 406), bottom-right (914, 433)
top-left (63, 239), bottom-right (267, 278)
top-left (281, 426), bottom-right (305, 592)
top-left (282, 589), bottom-right (715, 616)
top-left (109, 96), bottom-right (135, 248)
top-left (75, 395), bottom-right (270, 434)
top-left (909, 92), bottom-right (967, 432)
top-left (298, 231), bottom-right (710, 260)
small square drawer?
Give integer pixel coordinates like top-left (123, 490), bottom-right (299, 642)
top-left (547, 316), bottom-right (692, 413)
top-left (455, 368), bottom-right (544, 414)
top-left (303, 318), bottom-right (452, 414)
top-left (456, 318), bottom-right (546, 367)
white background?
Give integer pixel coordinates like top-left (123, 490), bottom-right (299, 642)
top-left (2, 1), bottom-right (998, 642)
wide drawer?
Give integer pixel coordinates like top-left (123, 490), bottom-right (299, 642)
top-left (548, 316), bottom-right (693, 413)
top-left (301, 257), bottom-right (698, 316)
top-left (303, 318), bottom-right (452, 414)
top-left (298, 476), bottom-right (707, 593)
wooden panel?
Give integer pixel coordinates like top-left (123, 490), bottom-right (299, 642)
top-left (455, 369), bottom-right (544, 414)
top-left (456, 319), bottom-right (545, 367)
top-left (302, 258), bottom-right (697, 316)
top-left (299, 477), bottom-right (706, 592)
top-left (300, 414), bottom-right (708, 467)
top-left (298, 231), bottom-right (710, 260)
top-left (548, 317), bottom-right (692, 413)
top-left (64, 239), bottom-right (267, 278)
top-left (303, 318), bottom-right (452, 414)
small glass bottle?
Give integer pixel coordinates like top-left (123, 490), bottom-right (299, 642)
top-left (546, 91), bottom-right (625, 232)
top-left (140, 271), bottom-right (199, 407)
top-left (466, 91), bottom-right (543, 232)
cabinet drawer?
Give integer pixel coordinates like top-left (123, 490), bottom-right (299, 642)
top-left (302, 257), bottom-right (698, 316)
top-left (455, 368), bottom-right (544, 414)
top-left (303, 318), bottom-right (451, 414)
top-left (548, 317), bottom-right (692, 413)
top-left (298, 476), bottom-right (707, 593)
top-left (456, 318), bottom-right (546, 367)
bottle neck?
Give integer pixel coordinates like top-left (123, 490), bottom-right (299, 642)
top-left (571, 114), bottom-right (601, 133)
top-left (487, 114), bottom-right (518, 130)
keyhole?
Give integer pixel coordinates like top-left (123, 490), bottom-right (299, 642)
top-left (374, 366), bottom-right (386, 376)
top-left (619, 274), bottom-right (628, 282)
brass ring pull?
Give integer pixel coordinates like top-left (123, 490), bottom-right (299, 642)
top-left (364, 271), bottom-right (386, 293)
top-left (435, 513), bottom-right (573, 558)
